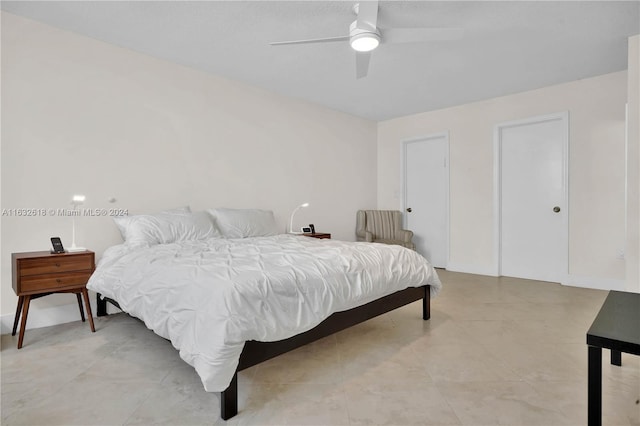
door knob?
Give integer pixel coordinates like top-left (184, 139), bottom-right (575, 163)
top-left (553, 206), bottom-right (561, 213)
top-left (406, 208), bottom-right (412, 213)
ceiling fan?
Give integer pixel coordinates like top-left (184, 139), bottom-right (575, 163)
top-left (270, 1), bottom-right (463, 79)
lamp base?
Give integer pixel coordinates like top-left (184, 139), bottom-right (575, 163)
top-left (66, 246), bottom-right (87, 253)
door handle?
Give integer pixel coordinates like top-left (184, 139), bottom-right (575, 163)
top-left (406, 208), bottom-right (412, 213)
top-left (553, 206), bottom-right (561, 213)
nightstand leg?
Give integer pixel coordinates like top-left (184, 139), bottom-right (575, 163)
top-left (12, 296), bottom-right (24, 336)
top-left (17, 295), bottom-right (31, 349)
top-left (81, 289), bottom-right (95, 332)
top-left (76, 293), bottom-right (86, 322)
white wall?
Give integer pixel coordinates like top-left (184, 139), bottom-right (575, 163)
top-left (378, 72), bottom-right (628, 288)
top-left (0, 13), bottom-right (377, 329)
top-left (627, 35), bottom-right (640, 293)
top-left (2, 11), bottom-right (635, 335)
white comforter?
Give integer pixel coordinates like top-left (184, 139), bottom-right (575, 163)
top-left (87, 234), bottom-right (441, 392)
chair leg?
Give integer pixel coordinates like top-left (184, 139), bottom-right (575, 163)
top-left (76, 293), bottom-right (86, 322)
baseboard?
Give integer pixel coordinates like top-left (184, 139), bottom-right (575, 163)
top-left (445, 262), bottom-right (499, 277)
top-left (444, 264), bottom-right (625, 292)
top-left (0, 297), bottom-right (99, 335)
top-left (563, 275), bottom-right (626, 291)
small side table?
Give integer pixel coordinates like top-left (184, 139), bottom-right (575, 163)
top-left (12, 250), bottom-right (96, 349)
top-left (302, 233), bottom-right (331, 239)
top-left (586, 291), bottom-right (640, 425)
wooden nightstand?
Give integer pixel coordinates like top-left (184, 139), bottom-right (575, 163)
top-left (11, 250), bottom-right (96, 349)
top-left (302, 233), bottom-right (331, 239)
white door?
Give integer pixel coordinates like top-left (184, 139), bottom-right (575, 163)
top-left (404, 134), bottom-right (449, 267)
top-left (496, 113), bottom-right (568, 282)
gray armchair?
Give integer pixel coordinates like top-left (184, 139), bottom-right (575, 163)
top-left (356, 210), bottom-right (415, 250)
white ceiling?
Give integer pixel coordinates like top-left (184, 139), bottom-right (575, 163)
top-left (2, 1), bottom-right (639, 121)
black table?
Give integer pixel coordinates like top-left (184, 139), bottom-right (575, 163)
top-left (586, 290), bottom-right (640, 426)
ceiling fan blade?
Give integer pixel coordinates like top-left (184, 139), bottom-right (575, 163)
top-left (383, 27), bottom-right (464, 44)
top-left (356, 0), bottom-right (379, 31)
top-left (355, 51), bottom-right (372, 79)
top-left (270, 35), bottom-right (350, 46)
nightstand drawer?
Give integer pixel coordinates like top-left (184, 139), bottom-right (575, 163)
top-left (19, 254), bottom-right (93, 276)
top-left (20, 271), bottom-right (93, 293)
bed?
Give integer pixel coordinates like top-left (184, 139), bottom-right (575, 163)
top-left (87, 207), bottom-right (442, 420)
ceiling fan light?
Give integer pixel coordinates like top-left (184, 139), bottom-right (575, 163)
top-left (350, 33), bottom-right (380, 52)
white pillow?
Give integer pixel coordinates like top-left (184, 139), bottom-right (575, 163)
top-left (114, 206), bottom-right (190, 240)
top-left (207, 208), bottom-right (279, 238)
top-left (114, 207), bottom-right (222, 245)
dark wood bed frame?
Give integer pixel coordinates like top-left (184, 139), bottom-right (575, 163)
top-left (96, 284), bottom-right (430, 420)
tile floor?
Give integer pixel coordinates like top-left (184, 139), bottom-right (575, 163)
top-left (2, 270), bottom-right (639, 425)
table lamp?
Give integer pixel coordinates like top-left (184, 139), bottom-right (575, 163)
top-left (288, 202), bottom-right (309, 234)
top-left (67, 194), bottom-right (86, 252)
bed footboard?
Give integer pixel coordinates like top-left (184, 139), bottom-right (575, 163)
top-left (95, 286), bottom-right (430, 421)
top-left (220, 284), bottom-right (430, 420)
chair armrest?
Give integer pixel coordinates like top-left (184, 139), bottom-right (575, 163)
top-left (365, 231), bottom-right (374, 242)
top-left (397, 229), bottom-right (413, 243)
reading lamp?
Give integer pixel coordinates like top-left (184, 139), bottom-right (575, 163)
top-left (67, 194), bottom-right (86, 252)
top-left (288, 202), bottom-right (309, 234)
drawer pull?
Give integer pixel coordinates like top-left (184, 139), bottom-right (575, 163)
top-left (56, 279), bottom-right (62, 283)
top-left (55, 263), bottom-right (61, 267)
